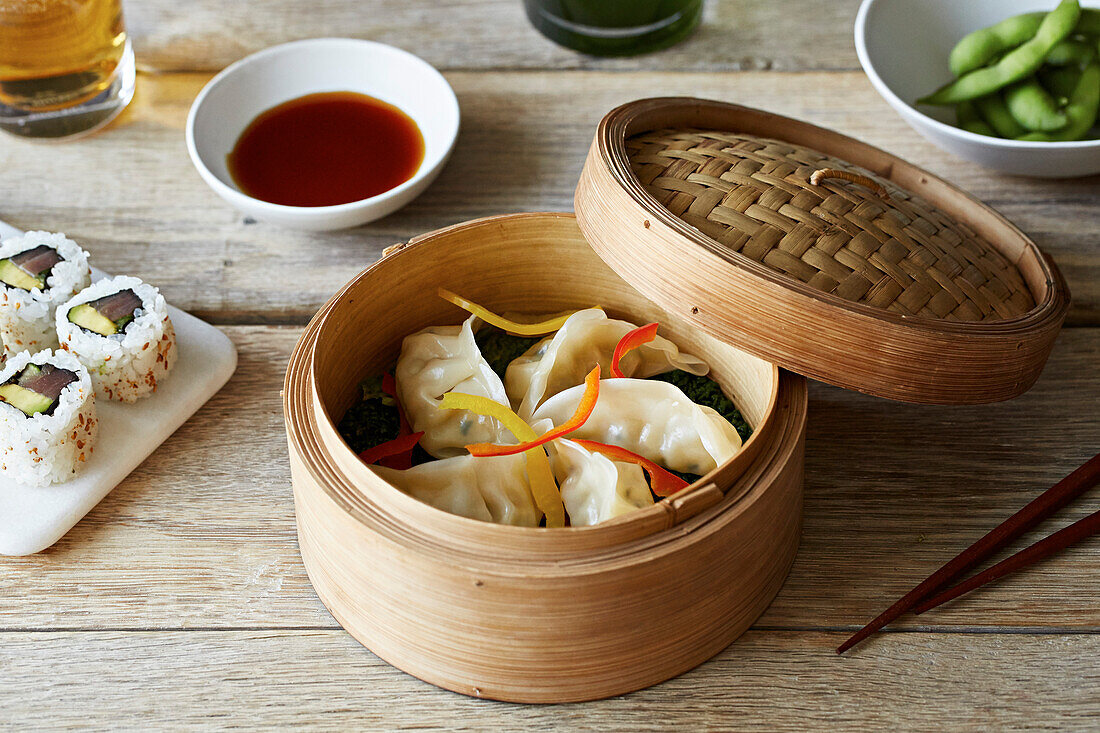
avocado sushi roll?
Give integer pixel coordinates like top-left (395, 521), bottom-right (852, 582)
top-left (0, 349), bottom-right (97, 487)
top-left (0, 232), bottom-right (91, 357)
top-left (56, 276), bottom-right (177, 402)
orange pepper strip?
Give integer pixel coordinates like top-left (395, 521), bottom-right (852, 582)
top-left (610, 322), bottom-right (659, 378)
top-left (379, 372), bottom-right (413, 469)
top-left (437, 392), bottom-right (565, 527)
top-left (360, 431), bottom-right (425, 466)
top-left (465, 366), bottom-right (601, 457)
top-left (438, 288), bottom-right (594, 336)
top-left (571, 439), bottom-right (690, 497)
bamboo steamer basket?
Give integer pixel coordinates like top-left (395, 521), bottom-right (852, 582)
top-left (286, 213), bottom-right (807, 703)
top-left (284, 97), bottom-right (1068, 703)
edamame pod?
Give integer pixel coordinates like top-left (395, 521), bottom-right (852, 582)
top-left (1019, 60), bottom-right (1100, 140)
top-left (1040, 65), bottom-right (1083, 101)
top-left (1045, 38), bottom-right (1096, 65)
top-left (955, 101), bottom-right (997, 136)
top-left (948, 12), bottom-right (1044, 76)
top-left (974, 93), bottom-right (1029, 138)
top-left (1004, 77), bottom-right (1070, 130)
top-left (1076, 7), bottom-right (1100, 35)
top-left (919, 0), bottom-right (1082, 106)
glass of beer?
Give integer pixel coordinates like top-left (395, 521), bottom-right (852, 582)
top-left (0, 0), bottom-right (135, 140)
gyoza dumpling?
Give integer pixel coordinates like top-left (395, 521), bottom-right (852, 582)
top-left (545, 437), bottom-right (654, 527)
top-left (532, 378), bottom-right (743, 475)
top-left (371, 453), bottom-right (540, 526)
top-left (506, 308), bottom-right (708, 418)
top-left (396, 314), bottom-right (512, 458)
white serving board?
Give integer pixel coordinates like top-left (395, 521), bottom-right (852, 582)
top-left (0, 221), bottom-right (237, 555)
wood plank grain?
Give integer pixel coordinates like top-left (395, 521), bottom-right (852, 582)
top-left (2, 629), bottom-right (1098, 729)
top-left (765, 326), bottom-right (1100, 632)
top-left (1, 71), bottom-right (1096, 325)
top-left (0, 326), bottom-right (1095, 632)
top-left (125, 0), bottom-right (864, 74)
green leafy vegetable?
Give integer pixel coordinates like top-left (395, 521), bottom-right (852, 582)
top-left (340, 373), bottom-right (430, 465)
top-left (475, 329), bottom-right (541, 378)
top-left (359, 374), bottom-right (395, 404)
top-left (337, 397), bottom-right (400, 455)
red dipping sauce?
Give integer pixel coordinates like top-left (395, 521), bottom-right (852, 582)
top-left (226, 91), bottom-right (426, 207)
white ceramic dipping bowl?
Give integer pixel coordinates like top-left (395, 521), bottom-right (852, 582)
top-left (856, 0), bottom-right (1100, 178)
top-left (186, 38), bottom-right (460, 230)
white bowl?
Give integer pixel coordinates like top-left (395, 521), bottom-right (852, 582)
top-left (186, 38), bottom-right (460, 230)
top-left (856, 0), bottom-right (1100, 178)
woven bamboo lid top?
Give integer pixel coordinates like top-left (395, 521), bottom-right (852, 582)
top-left (574, 98), bottom-right (1068, 404)
top-left (627, 129), bottom-right (1033, 322)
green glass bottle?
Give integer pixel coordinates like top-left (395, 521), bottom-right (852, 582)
top-left (523, 0), bottom-right (703, 57)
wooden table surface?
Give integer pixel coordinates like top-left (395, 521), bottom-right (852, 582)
top-left (2, 2), bottom-right (1098, 729)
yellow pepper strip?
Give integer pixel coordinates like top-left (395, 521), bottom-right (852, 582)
top-left (438, 392), bottom-right (566, 527)
top-left (437, 288), bottom-right (594, 336)
top-left (439, 391), bottom-right (537, 441)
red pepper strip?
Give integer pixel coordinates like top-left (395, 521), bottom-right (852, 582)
top-left (375, 451), bottom-right (415, 469)
top-left (360, 432), bottom-right (424, 466)
top-left (466, 365), bottom-right (601, 457)
top-left (379, 372), bottom-right (413, 469)
top-left (377, 451), bottom-right (412, 469)
top-left (571, 439), bottom-right (689, 497)
top-left (610, 322), bottom-right (659, 378)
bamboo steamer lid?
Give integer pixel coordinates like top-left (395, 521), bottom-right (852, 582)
top-left (575, 97), bottom-right (1069, 404)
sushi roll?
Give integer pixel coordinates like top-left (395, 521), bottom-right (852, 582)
top-left (56, 276), bottom-right (177, 402)
top-left (0, 349), bottom-right (97, 487)
top-left (0, 232), bottom-right (91, 357)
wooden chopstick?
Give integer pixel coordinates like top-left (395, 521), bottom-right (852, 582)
top-left (912, 508), bottom-right (1100, 614)
top-left (836, 451), bottom-right (1100, 654)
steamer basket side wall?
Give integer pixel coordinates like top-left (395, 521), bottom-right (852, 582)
top-left (284, 213), bottom-right (809, 702)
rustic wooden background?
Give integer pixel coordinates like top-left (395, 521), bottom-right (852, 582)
top-left (1, 1), bottom-right (1098, 729)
